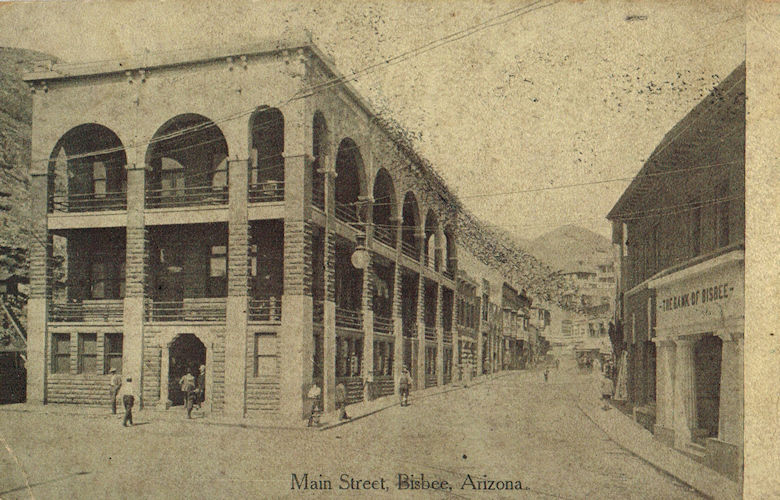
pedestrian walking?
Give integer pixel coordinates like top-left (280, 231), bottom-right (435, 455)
top-left (600, 372), bottom-right (614, 411)
top-left (544, 367), bottom-right (549, 382)
top-left (196, 364), bottom-right (206, 410)
top-left (118, 377), bottom-right (135, 427)
top-left (306, 383), bottom-right (322, 427)
top-left (109, 368), bottom-right (122, 415)
top-left (179, 370), bottom-right (196, 419)
top-left (399, 366), bottom-right (411, 407)
top-left (335, 382), bottom-right (350, 421)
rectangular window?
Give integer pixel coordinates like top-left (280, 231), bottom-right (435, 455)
top-left (716, 180), bottom-right (730, 248)
top-left (210, 245), bottom-right (227, 278)
top-left (93, 162), bottom-right (106, 196)
top-left (90, 262), bottom-right (107, 299)
top-left (104, 333), bottom-right (123, 374)
top-left (78, 333), bottom-right (97, 374)
top-left (691, 202), bottom-right (702, 256)
top-left (52, 333), bottom-right (70, 374)
top-left (254, 333), bottom-right (277, 377)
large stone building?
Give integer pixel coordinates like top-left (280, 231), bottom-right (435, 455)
top-left (608, 62), bottom-right (745, 481)
top-left (24, 36), bottom-right (535, 421)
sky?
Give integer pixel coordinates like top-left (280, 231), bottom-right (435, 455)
top-left (0, 0), bottom-right (745, 240)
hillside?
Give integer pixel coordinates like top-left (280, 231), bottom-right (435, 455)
top-left (0, 47), bottom-right (56, 276)
top-left (521, 225), bottom-right (612, 272)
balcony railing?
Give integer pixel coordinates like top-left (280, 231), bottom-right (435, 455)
top-left (335, 307), bottom-right (362, 331)
top-left (248, 297), bottom-right (281, 323)
top-left (313, 299), bottom-right (324, 325)
top-left (49, 300), bottom-right (123, 322)
top-left (146, 185), bottom-right (228, 209)
top-left (248, 180), bottom-right (284, 203)
top-left (403, 322), bottom-right (418, 339)
top-left (49, 192), bottom-right (127, 213)
top-left (373, 315), bottom-right (393, 335)
top-left (401, 240), bottom-right (419, 260)
top-left (335, 203), bottom-right (360, 226)
top-left (146, 298), bottom-right (226, 322)
top-left (443, 269), bottom-right (455, 280)
top-left (374, 226), bottom-right (395, 248)
top-left (443, 329), bottom-right (453, 344)
top-left (312, 182), bottom-right (325, 210)
top-left (424, 326), bottom-right (436, 342)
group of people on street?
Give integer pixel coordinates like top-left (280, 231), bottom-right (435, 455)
top-left (109, 364), bottom-right (206, 426)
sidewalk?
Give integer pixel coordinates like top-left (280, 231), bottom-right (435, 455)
top-left (0, 372), bottom-right (509, 432)
top-left (317, 371), bottom-right (507, 430)
top-left (573, 378), bottom-right (741, 500)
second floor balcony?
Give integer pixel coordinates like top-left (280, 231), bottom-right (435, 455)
top-left (145, 298), bottom-right (227, 322)
top-left (373, 314), bottom-right (393, 336)
top-left (49, 299), bottom-right (123, 323)
top-left (146, 184), bottom-right (228, 209)
top-left (335, 306), bottom-right (362, 331)
top-left (50, 191), bottom-right (127, 213)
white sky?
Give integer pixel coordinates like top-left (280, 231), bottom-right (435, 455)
top-left (0, 0), bottom-right (745, 239)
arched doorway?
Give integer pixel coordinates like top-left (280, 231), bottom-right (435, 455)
top-left (168, 334), bottom-right (206, 406)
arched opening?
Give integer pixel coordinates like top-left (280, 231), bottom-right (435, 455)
top-left (372, 168), bottom-right (397, 247)
top-left (312, 112), bottom-right (328, 210)
top-left (424, 210), bottom-right (439, 270)
top-left (168, 334), bottom-right (206, 406)
top-left (401, 192), bottom-right (421, 260)
top-left (334, 138), bottom-right (365, 224)
top-left (145, 114), bottom-right (228, 208)
top-left (248, 107), bottom-right (285, 202)
top-left (444, 227), bottom-right (456, 276)
top-left (48, 124), bottom-right (127, 212)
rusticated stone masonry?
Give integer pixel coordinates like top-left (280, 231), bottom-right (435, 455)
top-left (283, 219), bottom-right (313, 296)
top-left (325, 229), bottom-right (337, 303)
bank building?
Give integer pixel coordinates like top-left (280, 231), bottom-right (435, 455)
top-left (24, 36), bottom-right (539, 421)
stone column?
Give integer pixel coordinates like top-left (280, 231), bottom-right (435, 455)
top-left (673, 338), bottom-right (697, 447)
top-left (436, 284), bottom-right (444, 386)
top-left (653, 338), bottom-right (676, 443)
top-left (392, 218), bottom-right (404, 395)
top-left (123, 164), bottom-right (147, 406)
top-left (362, 256), bottom-right (374, 400)
top-left (476, 295), bottom-right (484, 377)
top-left (416, 273), bottom-right (426, 390)
top-left (278, 101), bottom-right (314, 421)
top-left (716, 331), bottom-right (744, 446)
top-left (322, 168), bottom-right (337, 412)
top-left (224, 158), bottom-right (249, 417)
top-left (26, 171), bottom-right (51, 404)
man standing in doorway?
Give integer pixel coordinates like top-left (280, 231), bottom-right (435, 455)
top-left (335, 382), bottom-right (350, 421)
top-left (196, 364), bottom-right (206, 410)
top-left (179, 370), bottom-right (196, 419)
top-left (109, 368), bottom-right (122, 415)
top-left (399, 366), bottom-right (411, 407)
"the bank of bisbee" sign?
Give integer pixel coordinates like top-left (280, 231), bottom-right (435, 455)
top-left (659, 283), bottom-right (734, 312)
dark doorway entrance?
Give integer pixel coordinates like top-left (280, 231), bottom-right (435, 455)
top-left (168, 334), bottom-right (206, 406)
top-left (694, 334), bottom-right (722, 441)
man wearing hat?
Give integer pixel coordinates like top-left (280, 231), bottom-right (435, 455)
top-left (399, 366), bottom-right (411, 407)
top-left (109, 368), bottom-right (122, 415)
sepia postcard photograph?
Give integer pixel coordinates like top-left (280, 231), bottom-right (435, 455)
top-left (0, 0), bottom-right (777, 498)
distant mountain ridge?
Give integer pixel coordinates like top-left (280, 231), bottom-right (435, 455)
top-left (520, 225), bottom-right (612, 272)
top-left (1, 47), bottom-right (57, 275)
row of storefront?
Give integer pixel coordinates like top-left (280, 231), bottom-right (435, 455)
top-left (24, 37), bottom-right (543, 422)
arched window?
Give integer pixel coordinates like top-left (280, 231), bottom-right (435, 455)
top-left (249, 108), bottom-right (284, 202)
top-left (372, 168), bottom-right (397, 247)
top-left (146, 114), bottom-right (228, 208)
top-left (335, 138), bottom-right (365, 224)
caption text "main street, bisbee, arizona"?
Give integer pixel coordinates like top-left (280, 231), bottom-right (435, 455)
top-left (291, 473), bottom-right (526, 492)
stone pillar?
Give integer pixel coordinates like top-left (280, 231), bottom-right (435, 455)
top-left (160, 341), bottom-right (170, 408)
top-left (653, 338), bottom-right (676, 443)
top-left (436, 284), bottom-right (444, 386)
top-left (392, 259), bottom-right (403, 395)
top-left (124, 164), bottom-right (147, 406)
top-left (673, 338), bottom-right (697, 447)
top-left (224, 158), bottom-right (249, 417)
top-left (717, 331), bottom-right (744, 446)
top-left (476, 295), bottom-right (484, 377)
top-left (362, 256), bottom-right (374, 400)
top-left (26, 172), bottom-right (51, 404)
top-left (417, 274), bottom-right (426, 389)
top-left (322, 168), bottom-right (337, 412)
